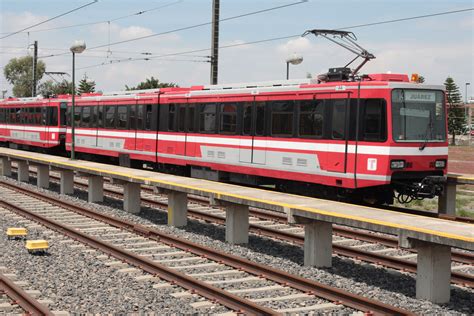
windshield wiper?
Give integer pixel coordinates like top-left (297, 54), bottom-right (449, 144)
top-left (419, 111), bottom-right (433, 151)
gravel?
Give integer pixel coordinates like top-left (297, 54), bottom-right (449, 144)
top-left (3, 173), bottom-right (474, 315)
top-left (0, 192), bottom-right (225, 314)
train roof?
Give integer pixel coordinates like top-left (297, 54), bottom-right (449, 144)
top-left (0, 73), bottom-right (445, 105)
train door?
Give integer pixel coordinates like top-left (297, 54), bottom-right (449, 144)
top-left (325, 93), bottom-right (351, 173)
top-left (239, 98), bottom-right (266, 164)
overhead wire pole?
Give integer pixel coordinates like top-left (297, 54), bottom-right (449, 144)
top-left (210, 0), bottom-right (220, 85)
top-left (32, 41), bottom-right (38, 96)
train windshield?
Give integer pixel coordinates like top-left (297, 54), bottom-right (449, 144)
top-left (391, 89), bottom-right (446, 142)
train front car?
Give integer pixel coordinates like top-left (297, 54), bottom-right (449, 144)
top-left (387, 82), bottom-right (448, 204)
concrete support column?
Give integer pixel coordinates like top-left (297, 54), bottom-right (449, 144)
top-left (0, 157), bottom-right (11, 176)
top-left (168, 191), bottom-right (188, 227)
top-left (225, 203), bottom-right (249, 244)
top-left (88, 176), bottom-right (103, 203)
top-left (59, 170), bottom-right (74, 195)
top-left (438, 181), bottom-right (456, 216)
top-left (123, 182), bottom-right (141, 214)
top-left (416, 242), bottom-right (451, 303)
top-left (304, 220), bottom-right (333, 268)
top-left (17, 161), bottom-right (29, 182)
top-left (36, 165), bottom-right (50, 189)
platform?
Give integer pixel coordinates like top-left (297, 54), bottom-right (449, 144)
top-left (0, 147), bottom-right (472, 303)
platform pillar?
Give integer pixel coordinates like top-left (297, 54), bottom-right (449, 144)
top-left (438, 181), bottom-right (456, 216)
top-left (124, 182), bottom-right (141, 214)
top-left (59, 170), bottom-right (74, 195)
top-left (304, 220), bottom-right (333, 268)
top-left (88, 176), bottom-right (103, 203)
top-left (17, 161), bottom-right (29, 182)
top-left (36, 165), bottom-right (50, 189)
top-left (416, 241), bottom-right (451, 303)
top-left (168, 191), bottom-right (187, 227)
top-left (0, 157), bottom-right (11, 176)
top-left (225, 203), bottom-right (249, 244)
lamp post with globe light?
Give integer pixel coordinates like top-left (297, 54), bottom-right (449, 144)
top-left (286, 53), bottom-right (303, 80)
top-left (70, 40), bottom-right (86, 160)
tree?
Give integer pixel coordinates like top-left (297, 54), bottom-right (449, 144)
top-left (3, 56), bottom-right (46, 97)
top-left (125, 76), bottom-right (177, 90)
top-left (444, 76), bottom-right (466, 145)
top-left (77, 74), bottom-right (96, 94)
top-left (38, 80), bottom-right (74, 97)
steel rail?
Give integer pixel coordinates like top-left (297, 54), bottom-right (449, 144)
top-left (0, 199), bottom-right (276, 315)
top-left (0, 180), bottom-right (412, 315)
top-left (58, 176), bottom-right (473, 264)
top-left (30, 175), bottom-right (474, 275)
top-left (0, 273), bottom-right (53, 316)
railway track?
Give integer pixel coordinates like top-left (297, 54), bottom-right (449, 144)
top-left (0, 272), bottom-right (52, 316)
top-left (44, 173), bottom-right (473, 287)
top-left (0, 180), bottom-right (412, 315)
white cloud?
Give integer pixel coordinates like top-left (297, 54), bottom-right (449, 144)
top-left (119, 26), bottom-right (153, 40)
top-left (0, 11), bottom-right (50, 33)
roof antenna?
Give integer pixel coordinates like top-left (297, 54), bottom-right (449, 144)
top-left (302, 29), bottom-right (375, 78)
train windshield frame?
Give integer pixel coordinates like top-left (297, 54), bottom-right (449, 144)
top-left (391, 89), bottom-right (446, 143)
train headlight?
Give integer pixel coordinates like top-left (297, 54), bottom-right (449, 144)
top-left (435, 159), bottom-right (446, 169)
top-left (390, 160), bottom-right (405, 169)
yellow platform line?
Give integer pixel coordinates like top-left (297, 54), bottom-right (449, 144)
top-left (3, 150), bottom-right (474, 244)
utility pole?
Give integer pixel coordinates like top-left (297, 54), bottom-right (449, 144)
top-left (210, 0), bottom-right (220, 85)
top-left (32, 40), bottom-right (38, 97)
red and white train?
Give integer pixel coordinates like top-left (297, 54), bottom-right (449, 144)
top-left (0, 71), bottom-right (448, 204)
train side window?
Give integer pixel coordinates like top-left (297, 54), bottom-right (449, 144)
top-left (137, 105), bottom-right (144, 130)
top-left (97, 106), bottom-right (104, 128)
top-left (90, 106), bottom-right (97, 128)
top-left (331, 100), bottom-right (346, 140)
top-left (219, 103), bottom-right (237, 134)
top-left (60, 103), bottom-right (67, 127)
top-left (168, 104), bottom-right (177, 131)
top-left (145, 104), bottom-right (152, 130)
top-left (74, 106), bottom-right (82, 127)
top-left (105, 105), bottom-right (116, 128)
top-left (49, 107), bottom-right (58, 126)
top-left (362, 99), bottom-right (386, 141)
top-left (129, 105), bottom-right (137, 130)
top-left (199, 103), bottom-right (216, 133)
top-left (187, 104), bottom-right (195, 132)
top-left (25, 108), bottom-right (33, 124)
top-left (255, 102), bottom-right (265, 136)
top-left (117, 105), bottom-right (128, 129)
top-left (242, 102), bottom-right (252, 135)
top-left (299, 99), bottom-right (324, 138)
top-left (0, 109), bottom-right (4, 123)
top-left (82, 106), bottom-right (91, 127)
top-left (271, 100), bottom-right (294, 137)
top-left (40, 107), bottom-right (46, 125)
top-left (178, 104), bottom-right (186, 132)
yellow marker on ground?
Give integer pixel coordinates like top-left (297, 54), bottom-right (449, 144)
top-left (25, 240), bottom-right (49, 253)
top-left (6, 227), bottom-right (28, 239)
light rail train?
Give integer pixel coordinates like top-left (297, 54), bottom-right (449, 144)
top-left (0, 71), bottom-right (448, 204)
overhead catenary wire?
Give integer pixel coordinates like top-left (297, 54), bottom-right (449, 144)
top-left (0, 0), bottom-right (182, 35)
top-left (73, 7), bottom-right (473, 71)
top-left (38, 0), bottom-right (308, 59)
top-left (0, 0), bottom-right (99, 39)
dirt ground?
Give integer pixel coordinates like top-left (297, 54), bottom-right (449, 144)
top-left (448, 146), bottom-right (474, 175)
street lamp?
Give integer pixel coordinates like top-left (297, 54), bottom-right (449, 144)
top-left (286, 53), bottom-right (303, 80)
top-left (70, 40), bottom-right (86, 160)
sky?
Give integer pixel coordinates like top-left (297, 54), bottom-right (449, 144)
top-left (0, 0), bottom-right (473, 98)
